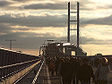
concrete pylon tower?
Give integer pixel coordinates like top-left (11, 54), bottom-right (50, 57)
top-left (67, 2), bottom-right (87, 56)
top-left (77, 2), bottom-right (79, 48)
top-left (67, 2), bottom-right (80, 47)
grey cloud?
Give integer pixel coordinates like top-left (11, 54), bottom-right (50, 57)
top-left (79, 36), bottom-right (103, 45)
top-left (0, 23), bottom-right (30, 35)
top-left (0, 23), bottom-right (12, 33)
top-left (0, 1), bottom-right (12, 7)
top-left (22, 0), bottom-right (111, 11)
top-left (69, 35), bottom-right (102, 45)
top-left (82, 15), bottom-right (112, 26)
top-left (10, 0), bottom-right (33, 2)
top-left (23, 2), bottom-right (91, 10)
top-left (0, 32), bottom-right (61, 49)
top-left (24, 3), bottom-right (91, 10)
top-left (0, 23), bottom-right (108, 50)
top-left (0, 31), bottom-right (100, 49)
top-left (0, 0), bottom-right (108, 11)
top-left (79, 0), bottom-right (112, 10)
top-left (0, 14), bottom-right (67, 27)
top-left (24, 3), bottom-right (67, 10)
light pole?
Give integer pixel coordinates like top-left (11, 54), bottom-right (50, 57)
top-left (5, 40), bottom-right (16, 50)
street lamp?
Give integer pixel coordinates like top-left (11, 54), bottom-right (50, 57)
top-left (5, 39), bottom-right (16, 50)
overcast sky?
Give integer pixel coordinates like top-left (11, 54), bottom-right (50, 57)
top-left (0, 0), bottom-right (112, 55)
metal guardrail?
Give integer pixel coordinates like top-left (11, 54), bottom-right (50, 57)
top-left (0, 59), bottom-right (39, 69)
top-left (0, 59), bottom-right (39, 80)
top-left (0, 59), bottom-right (37, 69)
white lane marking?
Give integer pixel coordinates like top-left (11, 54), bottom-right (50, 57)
top-left (32, 60), bottom-right (44, 84)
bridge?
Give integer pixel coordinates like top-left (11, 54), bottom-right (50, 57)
top-left (1, 47), bottom-right (112, 84)
top-left (0, 47), bottom-right (62, 84)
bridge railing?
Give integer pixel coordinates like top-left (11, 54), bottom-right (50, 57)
top-left (0, 48), bottom-right (40, 81)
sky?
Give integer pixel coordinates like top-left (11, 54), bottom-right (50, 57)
top-left (0, 0), bottom-right (112, 56)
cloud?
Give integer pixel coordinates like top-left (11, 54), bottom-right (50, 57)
top-left (0, 32), bottom-right (98, 49)
top-left (82, 15), bottom-right (112, 26)
top-left (0, 23), bottom-right (12, 34)
top-left (0, 1), bottom-right (12, 7)
top-left (0, 32), bottom-right (60, 49)
top-left (0, 0), bottom-right (111, 11)
top-left (0, 22), bottom-right (101, 49)
top-left (0, 22), bottom-right (109, 52)
top-left (78, 0), bottom-right (112, 11)
top-left (10, 0), bottom-right (33, 2)
top-left (24, 3), bottom-right (67, 10)
top-left (12, 0), bottom-right (29, 2)
top-left (0, 14), bottom-right (67, 27)
top-left (23, 2), bottom-right (92, 11)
